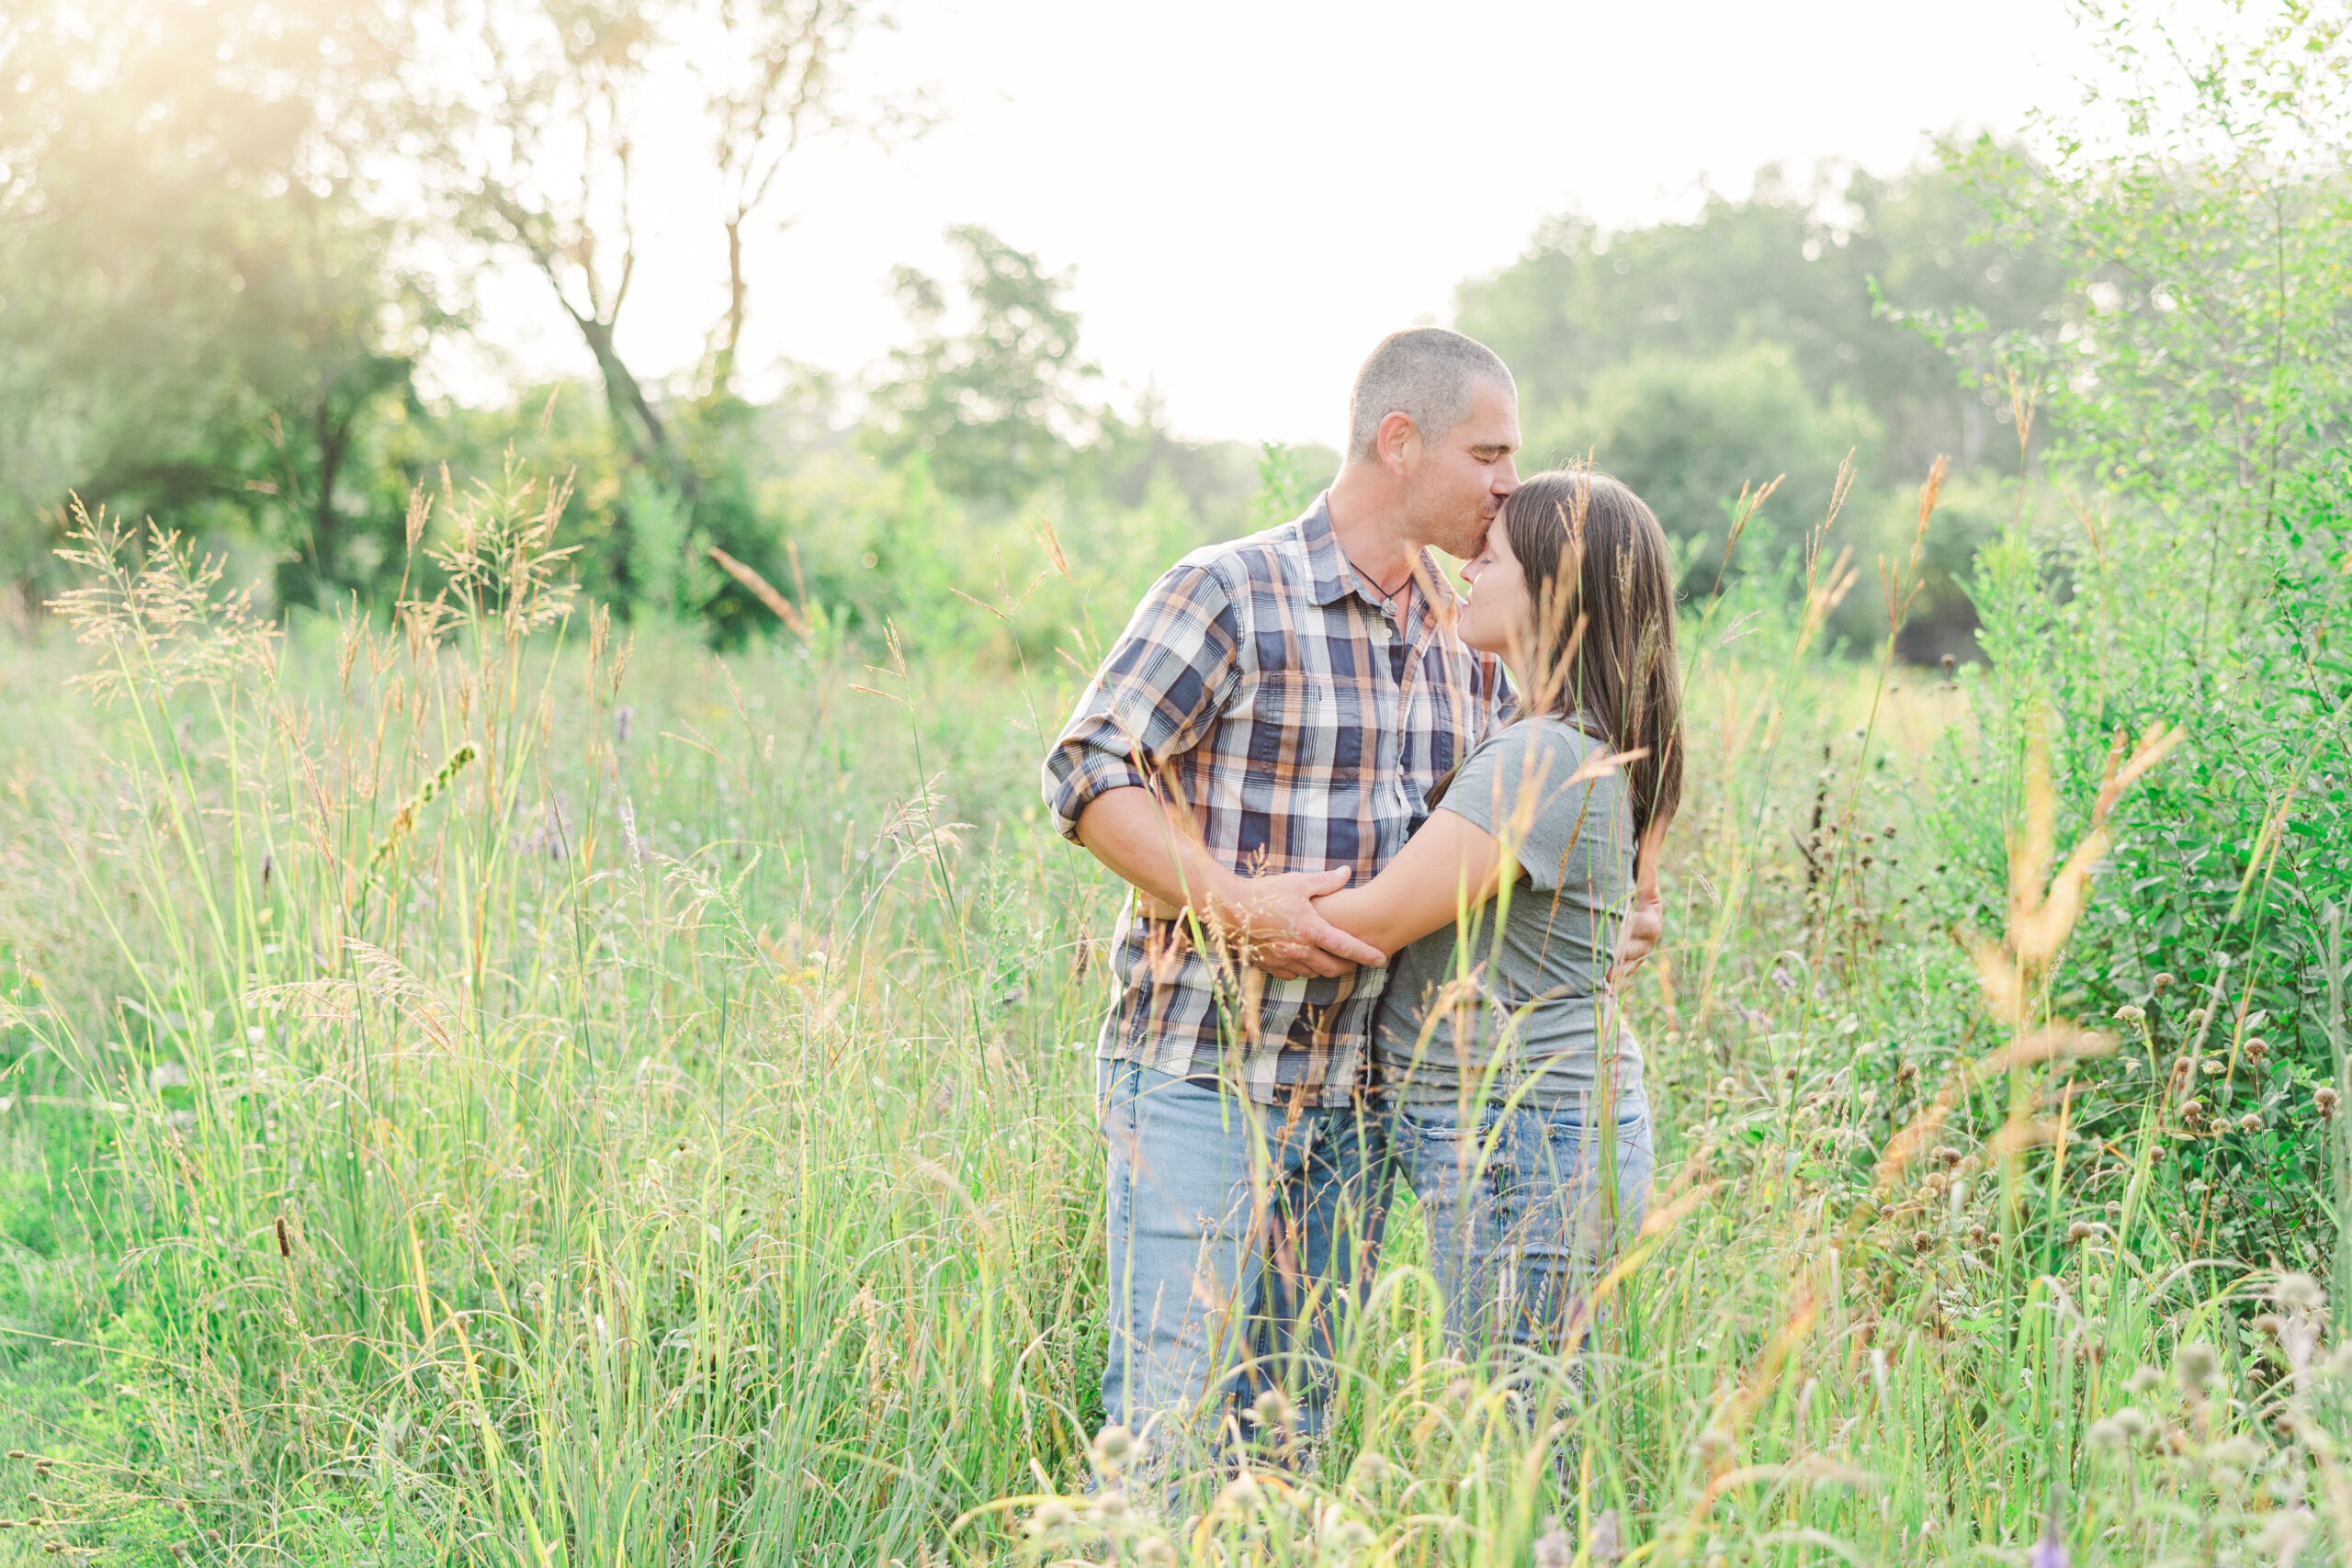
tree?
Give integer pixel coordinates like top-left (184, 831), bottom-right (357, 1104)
top-left (1538, 343), bottom-right (1881, 594)
top-left (417, 0), bottom-right (919, 493)
top-left (1959, 0), bottom-right (2352, 617)
top-left (868, 225), bottom-right (1102, 502)
top-left (0, 0), bottom-right (425, 606)
top-left (1455, 158), bottom-right (2068, 483)
top-left (700, 0), bottom-right (931, 397)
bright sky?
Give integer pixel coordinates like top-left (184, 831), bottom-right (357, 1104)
top-left (434, 0), bottom-right (2111, 449)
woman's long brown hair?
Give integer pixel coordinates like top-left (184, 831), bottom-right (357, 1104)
top-left (1500, 466), bottom-right (1683, 840)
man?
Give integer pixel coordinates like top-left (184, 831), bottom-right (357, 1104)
top-left (1042, 327), bottom-right (1527, 1469)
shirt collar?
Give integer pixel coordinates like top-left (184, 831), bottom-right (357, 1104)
top-left (1297, 491), bottom-right (1456, 625)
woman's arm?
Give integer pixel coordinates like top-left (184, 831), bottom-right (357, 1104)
top-left (1310, 807), bottom-right (1510, 959)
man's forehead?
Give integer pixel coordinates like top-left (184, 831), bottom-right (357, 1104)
top-left (1462, 378), bottom-right (1521, 449)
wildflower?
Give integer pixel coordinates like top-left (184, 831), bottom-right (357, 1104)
top-left (2275, 1273), bottom-right (2325, 1314)
top-left (1534, 1523), bottom-right (1574, 1568)
top-left (1912, 1230), bottom-right (1937, 1254)
top-left (2029, 1520), bottom-right (2069, 1568)
top-left (2152, 972), bottom-right (2175, 993)
top-left (1936, 1146), bottom-right (1963, 1168)
top-left (2320, 1087), bottom-right (2342, 1119)
top-left (2256, 1511), bottom-right (2313, 1564)
top-left (1137, 1540), bottom-right (1177, 1567)
top-left (2244, 1038), bottom-right (2268, 1064)
top-left (1589, 1509), bottom-right (1624, 1566)
top-left (2176, 1341), bottom-right (2220, 1393)
top-left (1092, 1485), bottom-right (1129, 1520)
top-left (1216, 1473), bottom-right (1262, 1514)
top-left (1027, 1496), bottom-right (1077, 1535)
top-left (2200, 1057), bottom-right (2224, 1075)
top-left (2114, 1004), bottom-right (2145, 1025)
top-left (2239, 1112), bottom-right (2263, 1134)
top-left (2126, 1365), bottom-right (2163, 1396)
top-left (1251, 1386), bottom-right (1294, 1434)
top-left (1347, 1450), bottom-right (1393, 1490)
top-left (2187, 1008), bottom-right (2210, 1029)
top-left (1317, 1506), bottom-right (1374, 1550)
top-left (2085, 1416), bottom-right (2126, 1450)
top-left (2207, 1435), bottom-right (2261, 1468)
top-left (1089, 1425), bottom-right (1136, 1473)
top-left (2067, 1221), bottom-right (2092, 1245)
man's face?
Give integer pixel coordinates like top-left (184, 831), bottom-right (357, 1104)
top-left (1403, 378), bottom-right (1520, 558)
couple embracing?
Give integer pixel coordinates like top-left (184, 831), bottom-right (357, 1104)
top-left (1040, 328), bottom-right (1681, 1477)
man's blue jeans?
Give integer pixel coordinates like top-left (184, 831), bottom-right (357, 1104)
top-left (1097, 1058), bottom-right (1386, 1465)
top-left (1380, 1087), bottom-right (1654, 1358)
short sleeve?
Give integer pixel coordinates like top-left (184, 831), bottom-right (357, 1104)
top-left (1437, 721), bottom-right (1630, 895)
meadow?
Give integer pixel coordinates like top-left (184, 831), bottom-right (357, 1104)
top-left (0, 444), bottom-right (2341, 1568)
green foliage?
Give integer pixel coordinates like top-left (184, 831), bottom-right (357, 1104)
top-left (1457, 157), bottom-right (2067, 484)
top-left (6, 487), bottom-right (2347, 1563)
top-left (868, 224), bottom-right (1103, 502)
top-left (1245, 441), bottom-right (1329, 534)
top-left (0, 0), bottom-right (430, 611)
top-left (1927, 0), bottom-right (2352, 1277)
top-left (1531, 343), bottom-right (1881, 588)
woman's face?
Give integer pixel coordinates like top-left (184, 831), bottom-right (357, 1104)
top-left (1456, 514), bottom-right (1532, 660)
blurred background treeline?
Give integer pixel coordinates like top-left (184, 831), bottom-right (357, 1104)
top-left (1, 0), bottom-right (2076, 663)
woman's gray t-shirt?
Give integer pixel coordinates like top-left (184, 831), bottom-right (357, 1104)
top-left (1371, 716), bottom-right (1644, 1111)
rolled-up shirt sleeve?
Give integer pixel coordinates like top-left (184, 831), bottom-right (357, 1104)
top-left (1041, 559), bottom-right (1242, 843)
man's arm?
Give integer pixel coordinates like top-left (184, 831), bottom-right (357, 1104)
top-left (1606, 810), bottom-right (1672, 987)
top-left (1075, 786), bottom-right (1385, 980)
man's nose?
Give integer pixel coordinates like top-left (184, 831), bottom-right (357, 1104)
top-left (1494, 457), bottom-right (1520, 493)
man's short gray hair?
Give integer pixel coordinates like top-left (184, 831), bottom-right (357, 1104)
top-left (1347, 328), bottom-right (1514, 460)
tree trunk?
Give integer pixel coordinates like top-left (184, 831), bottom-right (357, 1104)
top-left (711, 214), bottom-right (748, 398)
top-left (571, 307), bottom-right (700, 502)
top-left (312, 398), bottom-right (348, 590)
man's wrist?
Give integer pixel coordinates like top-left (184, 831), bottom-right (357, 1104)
top-left (1136, 865), bottom-right (1242, 928)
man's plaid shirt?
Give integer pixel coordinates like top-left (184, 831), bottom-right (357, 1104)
top-left (1042, 494), bottom-right (1510, 1108)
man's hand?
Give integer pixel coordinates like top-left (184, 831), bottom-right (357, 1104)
top-left (1606, 814), bottom-right (1671, 989)
top-left (1606, 881), bottom-right (1662, 988)
top-left (1217, 868), bottom-right (1387, 980)
top-left (1072, 789), bottom-right (1381, 979)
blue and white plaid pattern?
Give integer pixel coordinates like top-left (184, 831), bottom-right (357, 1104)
top-left (1043, 494), bottom-right (1510, 1107)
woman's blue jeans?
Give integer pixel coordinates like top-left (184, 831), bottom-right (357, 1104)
top-left (1380, 1087), bottom-right (1654, 1358)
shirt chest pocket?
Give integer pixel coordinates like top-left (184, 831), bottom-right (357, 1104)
top-left (1237, 656), bottom-right (1376, 781)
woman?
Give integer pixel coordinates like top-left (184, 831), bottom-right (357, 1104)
top-left (1313, 467), bottom-right (1680, 1358)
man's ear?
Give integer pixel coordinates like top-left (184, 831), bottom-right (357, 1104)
top-left (1377, 411), bottom-right (1420, 476)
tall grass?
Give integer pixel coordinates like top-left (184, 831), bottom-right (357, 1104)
top-left (0, 460), bottom-right (2342, 1565)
